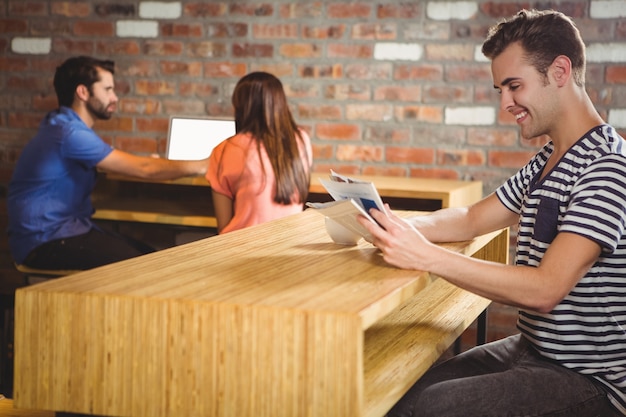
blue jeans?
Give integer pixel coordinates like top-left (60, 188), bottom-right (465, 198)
top-left (387, 334), bottom-right (623, 417)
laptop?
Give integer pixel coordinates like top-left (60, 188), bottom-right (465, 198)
top-left (165, 116), bottom-right (236, 160)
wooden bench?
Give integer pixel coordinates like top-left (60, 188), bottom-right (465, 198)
top-left (0, 396), bottom-right (53, 416)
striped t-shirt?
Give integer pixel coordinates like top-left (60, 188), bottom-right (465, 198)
top-left (496, 124), bottom-right (626, 414)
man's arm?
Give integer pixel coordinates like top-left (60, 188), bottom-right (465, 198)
top-left (361, 208), bottom-right (601, 313)
top-left (211, 190), bottom-right (233, 233)
top-left (97, 149), bottom-right (208, 180)
top-left (408, 192), bottom-right (518, 242)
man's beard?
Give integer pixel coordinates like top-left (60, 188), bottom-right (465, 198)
top-left (87, 98), bottom-right (113, 120)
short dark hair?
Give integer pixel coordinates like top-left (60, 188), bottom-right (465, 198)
top-left (481, 9), bottom-right (586, 87)
top-left (53, 56), bottom-right (115, 107)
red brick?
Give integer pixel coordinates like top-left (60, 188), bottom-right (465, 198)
top-left (119, 60), bottom-right (158, 77)
top-left (424, 85), bottom-right (471, 103)
top-left (32, 19), bottom-right (72, 35)
top-left (96, 40), bottom-right (140, 56)
top-left (32, 94), bottom-right (58, 112)
top-left (252, 62), bottom-right (293, 78)
top-left (8, 112), bottom-right (43, 129)
top-left (395, 105), bottom-right (443, 123)
top-left (386, 147), bottom-right (434, 164)
top-left (327, 43), bottom-right (373, 59)
top-left (229, 3), bottom-right (274, 16)
top-left (119, 98), bottom-right (162, 115)
top-left (134, 117), bottom-right (169, 134)
top-left (474, 85), bottom-right (499, 104)
top-left (467, 128), bottom-right (517, 147)
top-left (205, 103), bottom-right (235, 117)
top-left (346, 104), bottom-right (393, 121)
top-left (52, 1), bottom-right (91, 17)
top-left (207, 23), bottom-right (248, 38)
top-left (143, 41), bottom-right (184, 56)
top-left (345, 63), bottom-right (392, 80)
top-left (376, 3), bottom-right (421, 19)
top-left (204, 62), bottom-right (248, 78)
top-left (311, 144), bottom-right (333, 160)
top-left (302, 24), bottom-right (346, 39)
top-left (184, 3), bottom-right (226, 17)
top-left (160, 61), bottom-right (202, 76)
top-left (188, 41), bottom-right (227, 58)
top-left (94, 116), bottom-right (134, 133)
top-left (253, 23), bottom-right (298, 39)
top-left (232, 43), bottom-right (273, 58)
top-left (426, 44), bottom-right (475, 61)
top-left (135, 80), bottom-right (177, 96)
top-left (394, 64), bottom-right (443, 81)
top-left (327, 3), bottom-right (371, 19)
top-left (53, 38), bottom-right (94, 55)
top-left (73, 21), bottom-right (114, 37)
top-left (161, 23), bottom-right (203, 38)
top-left (365, 126), bottom-right (411, 144)
top-left (337, 145), bottom-right (383, 162)
top-left (162, 99), bottom-right (206, 116)
top-left (488, 150), bottom-right (536, 168)
top-left (279, 3), bottom-right (323, 19)
top-left (0, 57), bottom-right (29, 71)
top-left (313, 164), bottom-right (361, 175)
top-left (114, 136), bottom-right (159, 154)
top-left (607, 65), bottom-right (626, 84)
top-left (179, 82), bottom-right (220, 97)
top-left (351, 23), bottom-right (397, 40)
top-left (362, 166), bottom-right (407, 177)
top-left (8, 2), bottom-right (47, 16)
top-left (298, 103), bottom-right (342, 120)
top-left (93, 3), bottom-right (134, 17)
top-left (409, 168), bottom-right (460, 179)
top-left (298, 64), bottom-right (342, 79)
top-left (315, 123), bottom-right (361, 141)
top-left (0, 19), bottom-right (28, 33)
top-left (446, 64), bottom-right (492, 82)
top-left (374, 85), bottom-right (421, 102)
top-left (279, 43), bottom-right (321, 58)
top-left (6, 76), bottom-right (49, 92)
top-left (324, 84), bottom-right (370, 101)
top-left (437, 149), bottom-right (485, 166)
top-left (283, 83), bottom-right (319, 99)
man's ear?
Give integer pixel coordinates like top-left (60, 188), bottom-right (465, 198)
top-left (550, 55), bottom-right (571, 87)
top-left (75, 84), bottom-right (90, 102)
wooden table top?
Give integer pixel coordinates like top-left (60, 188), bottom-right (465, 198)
top-left (22, 210), bottom-right (495, 330)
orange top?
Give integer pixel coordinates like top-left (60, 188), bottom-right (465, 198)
top-left (206, 130), bottom-right (312, 233)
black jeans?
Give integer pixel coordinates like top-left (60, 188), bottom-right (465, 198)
top-left (387, 334), bottom-right (623, 417)
top-left (22, 226), bottom-right (155, 270)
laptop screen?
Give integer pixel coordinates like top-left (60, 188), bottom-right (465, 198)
top-left (165, 116), bottom-right (236, 160)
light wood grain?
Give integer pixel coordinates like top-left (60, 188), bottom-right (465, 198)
top-left (92, 172), bottom-right (483, 227)
top-left (0, 396), bottom-right (54, 417)
top-left (14, 210), bottom-right (508, 417)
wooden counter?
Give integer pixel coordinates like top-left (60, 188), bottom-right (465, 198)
top-left (13, 210), bottom-right (508, 417)
top-left (92, 172), bottom-right (483, 228)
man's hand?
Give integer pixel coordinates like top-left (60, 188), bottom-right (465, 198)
top-left (357, 204), bottom-right (438, 270)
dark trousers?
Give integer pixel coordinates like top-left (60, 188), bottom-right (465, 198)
top-left (22, 226), bottom-right (155, 270)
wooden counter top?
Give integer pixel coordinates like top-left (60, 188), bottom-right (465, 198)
top-left (14, 210), bottom-right (508, 417)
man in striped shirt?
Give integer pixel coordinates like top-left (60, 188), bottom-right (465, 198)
top-left (360, 9), bottom-right (626, 417)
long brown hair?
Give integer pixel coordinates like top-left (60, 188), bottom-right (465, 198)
top-left (231, 71), bottom-right (310, 204)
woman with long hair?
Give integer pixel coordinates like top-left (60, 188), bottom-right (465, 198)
top-left (206, 72), bottom-right (312, 233)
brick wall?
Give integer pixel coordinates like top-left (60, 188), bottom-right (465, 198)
top-left (1, 0), bottom-right (626, 346)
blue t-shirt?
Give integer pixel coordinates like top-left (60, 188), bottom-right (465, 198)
top-left (7, 107), bottom-right (113, 264)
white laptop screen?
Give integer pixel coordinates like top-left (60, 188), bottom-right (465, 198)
top-left (165, 116), bottom-right (236, 160)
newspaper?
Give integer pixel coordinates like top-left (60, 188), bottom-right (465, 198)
top-left (306, 170), bottom-right (386, 241)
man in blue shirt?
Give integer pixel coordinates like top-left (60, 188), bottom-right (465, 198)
top-left (8, 56), bottom-right (209, 271)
